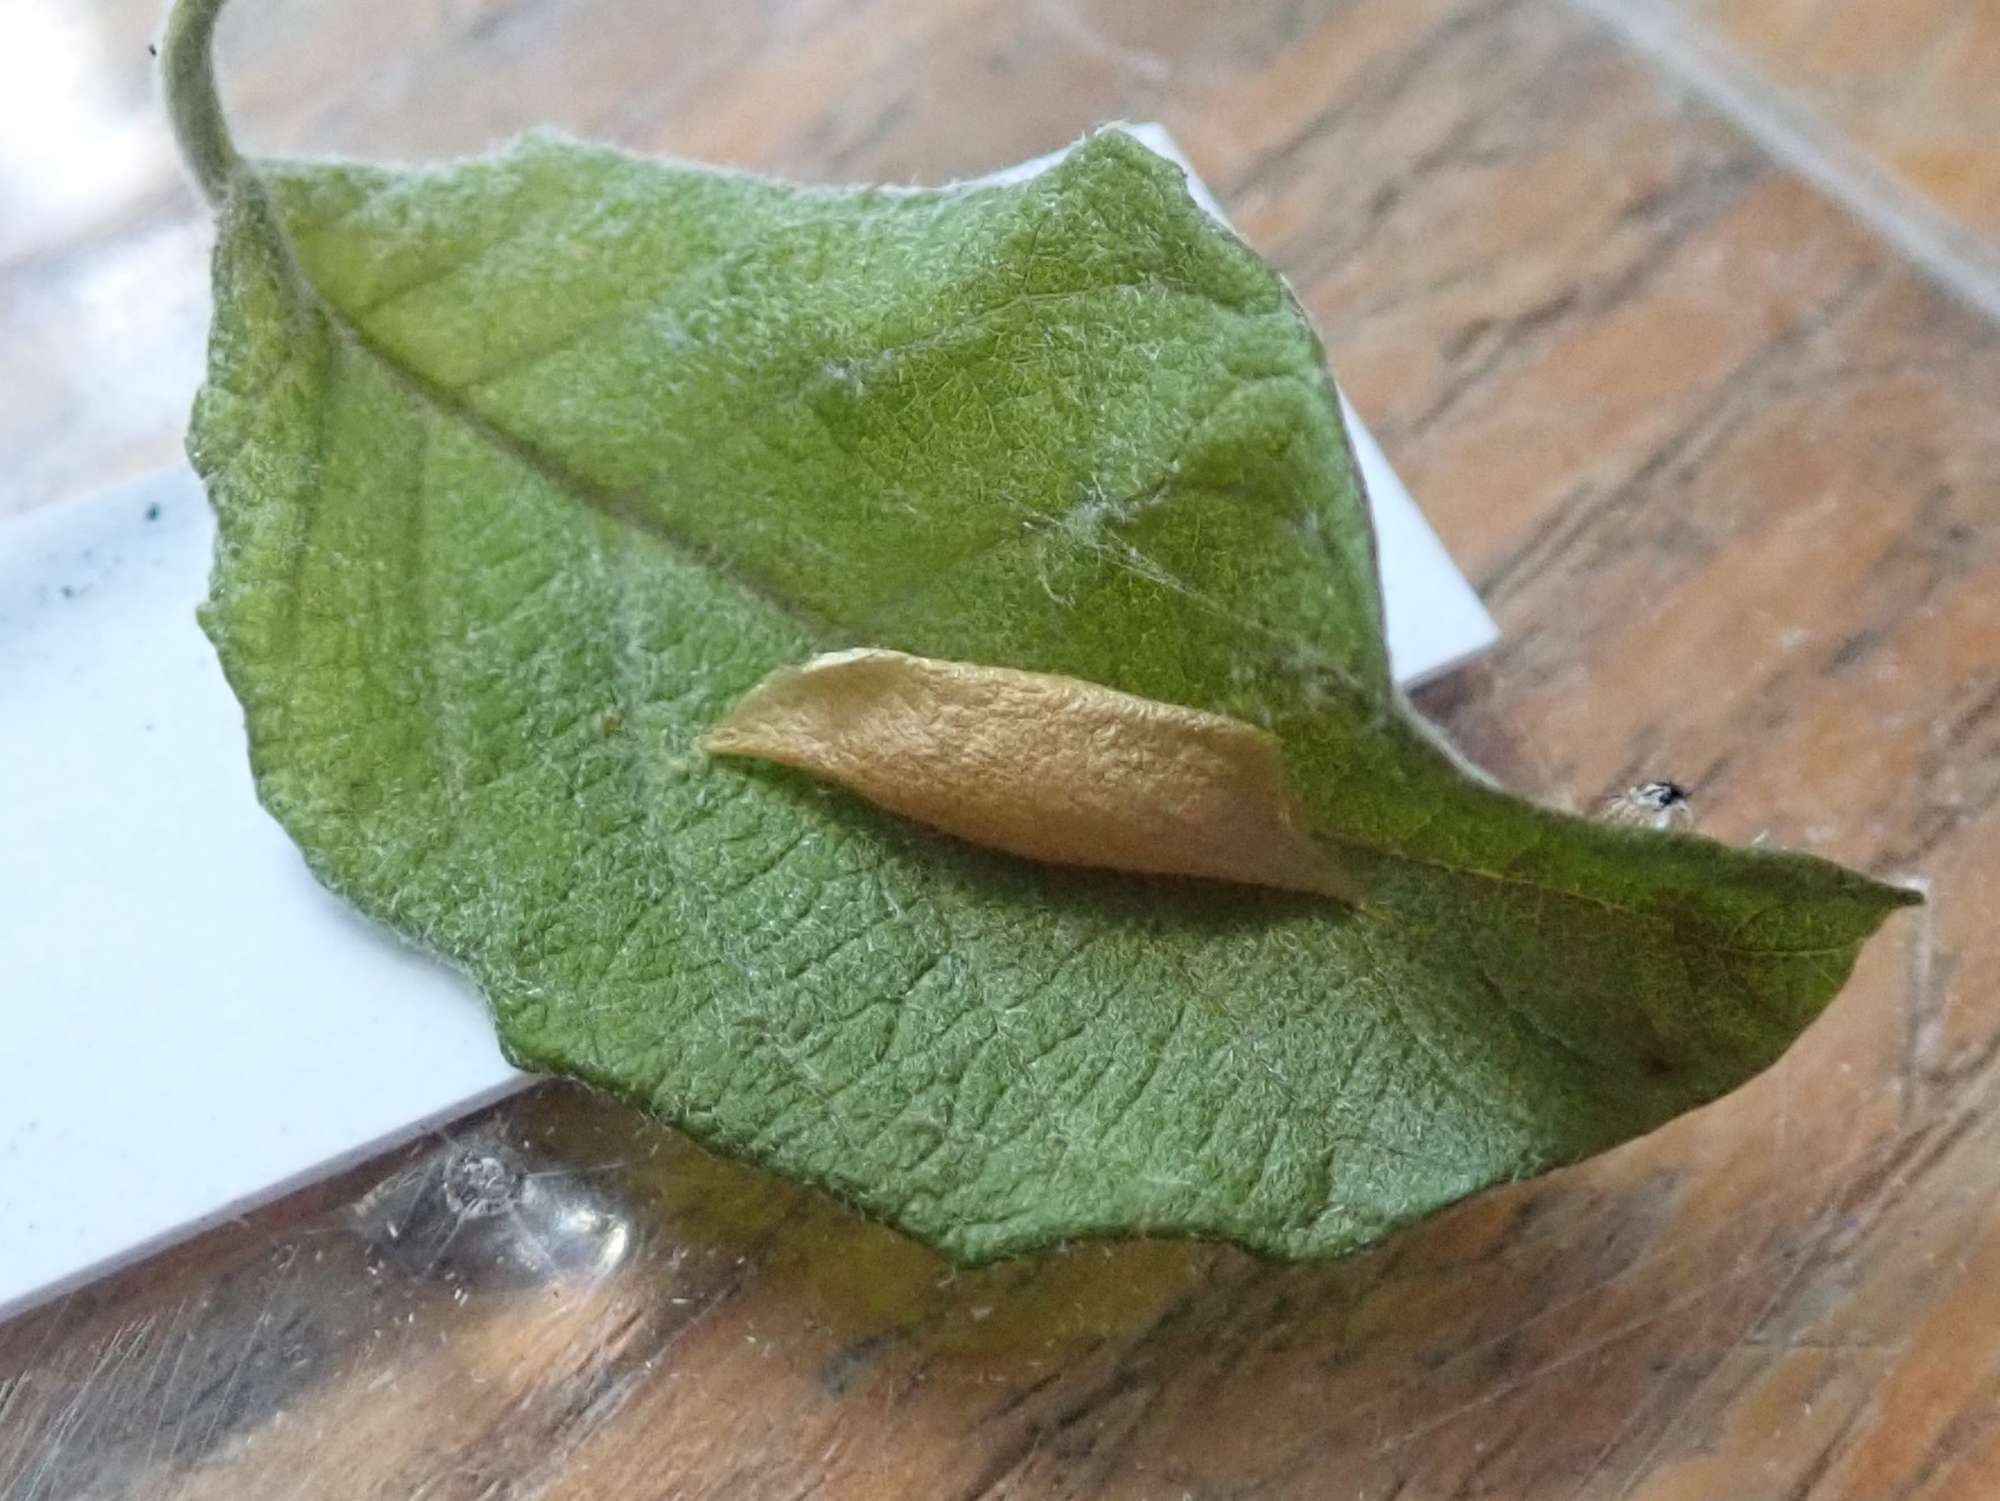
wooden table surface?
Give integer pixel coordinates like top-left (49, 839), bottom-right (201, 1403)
top-left (4, 1), bottom-right (1997, 1496)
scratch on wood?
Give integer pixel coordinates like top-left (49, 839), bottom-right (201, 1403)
top-left (1900, 875), bottom-right (1945, 1123)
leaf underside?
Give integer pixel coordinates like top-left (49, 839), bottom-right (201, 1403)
top-left (192, 129), bottom-right (1914, 1263)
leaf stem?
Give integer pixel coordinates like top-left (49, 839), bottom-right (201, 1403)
top-left (161, 0), bottom-right (241, 206)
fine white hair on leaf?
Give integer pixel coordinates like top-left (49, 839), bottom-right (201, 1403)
top-left (705, 648), bottom-right (1359, 902)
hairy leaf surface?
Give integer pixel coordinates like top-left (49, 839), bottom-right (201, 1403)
top-left (191, 128), bottom-right (1914, 1261)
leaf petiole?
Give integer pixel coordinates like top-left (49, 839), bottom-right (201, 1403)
top-left (160, 0), bottom-right (241, 207)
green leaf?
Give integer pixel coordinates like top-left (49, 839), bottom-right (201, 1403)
top-left (186, 120), bottom-right (1913, 1263)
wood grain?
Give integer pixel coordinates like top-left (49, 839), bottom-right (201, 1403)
top-left (1665, 0), bottom-right (2000, 240)
top-left (4, 0), bottom-right (1998, 1497)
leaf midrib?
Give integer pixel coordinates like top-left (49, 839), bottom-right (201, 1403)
top-left (259, 181), bottom-right (1900, 962)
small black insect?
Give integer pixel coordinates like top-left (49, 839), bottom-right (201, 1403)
top-left (1601, 779), bottom-right (1693, 831)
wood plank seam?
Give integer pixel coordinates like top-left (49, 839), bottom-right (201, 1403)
top-left (1564, 0), bottom-right (2000, 326)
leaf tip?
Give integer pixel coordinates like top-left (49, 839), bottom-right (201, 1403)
top-left (1883, 875), bottom-right (1928, 909)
